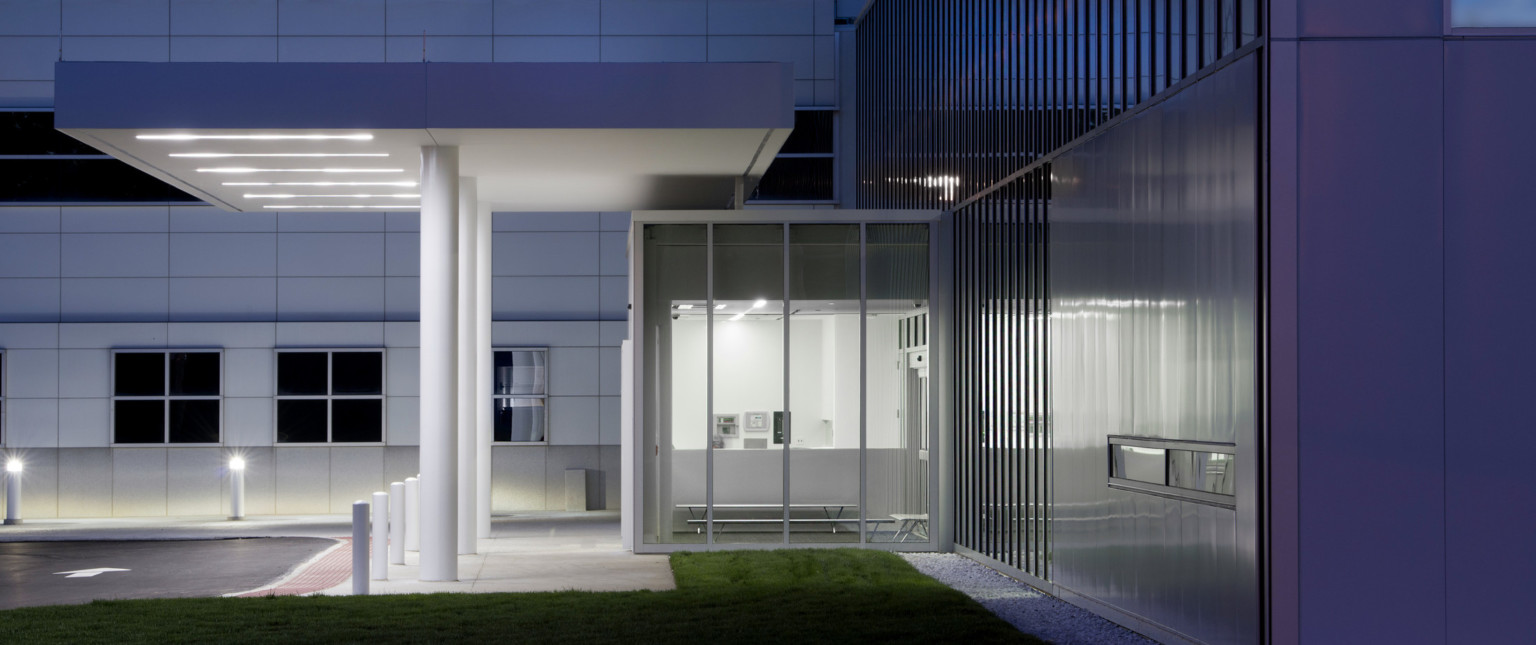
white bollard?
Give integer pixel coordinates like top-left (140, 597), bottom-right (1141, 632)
top-left (352, 500), bottom-right (369, 595)
top-left (389, 482), bottom-right (406, 565)
top-left (4, 459), bottom-right (22, 525)
top-left (228, 457), bottom-right (246, 520)
top-left (405, 476), bottom-right (420, 551)
top-left (371, 491), bottom-right (389, 581)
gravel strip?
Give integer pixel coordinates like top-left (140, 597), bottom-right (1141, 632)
top-left (901, 553), bottom-right (1155, 645)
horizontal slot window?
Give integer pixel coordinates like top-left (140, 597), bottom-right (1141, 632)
top-left (1109, 440), bottom-right (1236, 503)
top-left (1168, 450), bottom-right (1236, 496)
top-left (1110, 445), bottom-right (1166, 485)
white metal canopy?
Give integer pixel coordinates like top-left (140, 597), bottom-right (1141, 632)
top-left (54, 62), bottom-right (795, 212)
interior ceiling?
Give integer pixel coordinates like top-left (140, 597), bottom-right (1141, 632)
top-left (67, 127), bottom-right (785, 213)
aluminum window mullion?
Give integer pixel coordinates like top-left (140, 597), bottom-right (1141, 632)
top-left (858, 222), bottom-right (868, 544)
top-left (782, 223), bottom-right (791, 545)
top-left (705, 223), bottom-right (715, 546)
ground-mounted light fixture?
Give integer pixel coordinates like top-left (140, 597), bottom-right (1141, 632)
top-left (4, 458), bottom-right (21, 525)
top-left (228, 456), bottom-right (246, 520)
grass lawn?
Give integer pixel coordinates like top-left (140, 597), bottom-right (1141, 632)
top-left (0, 549), bottom-right (1042, 644)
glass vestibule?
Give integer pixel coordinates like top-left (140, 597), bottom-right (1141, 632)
top-left (640, 220), bottom-right (932, 547)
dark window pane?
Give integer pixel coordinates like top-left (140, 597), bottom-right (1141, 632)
top-left (494, 398), bottom-right (545, 442)
top-left (0, 112), bottom-right (101, 155)
top-left (332, 399), bottom-right (383, 443)
top-left (169, 352), bottom-right (220, 396)
top-left (276, 399), bottom-right (328, 442)
top-left (277, 353), bottom-right (328, 395)
top-left (495, 351), bottom-right (545, 395)
top-left (115, 353), bottom-right (164, 396)
top-left (332, 352), bottom-right (383, 395)
top-left (114, 400), bottom-right (165, 443)
top-left (750, 157), bottom-right (834, 201)
top-left (780, 110), bottom-right (835, 154)
top-left (0, 159), bottom-right (200, 203)
top-left (169, 400), bottom-right (220, 443)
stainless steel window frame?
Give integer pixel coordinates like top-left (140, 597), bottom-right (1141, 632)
top-left (109, 348), bottom-right (224, 446)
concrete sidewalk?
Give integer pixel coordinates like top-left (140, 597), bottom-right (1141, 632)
top-left (0, 511), bottom-right (676, 597)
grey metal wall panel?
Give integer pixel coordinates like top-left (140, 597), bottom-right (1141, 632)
top-left (1049, 53), bottom-right (1258, 645)
top-left (1295, 40), bottom-right (1446, 643)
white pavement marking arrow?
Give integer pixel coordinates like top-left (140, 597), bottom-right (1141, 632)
top-left (54, 568), bottom-right (130, 578)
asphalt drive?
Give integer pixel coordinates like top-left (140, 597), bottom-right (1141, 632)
top-left (0, 537), bottom-right (335, 610)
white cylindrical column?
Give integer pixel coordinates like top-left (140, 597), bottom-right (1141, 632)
top-left (457, 177), bottom-right (478, 555)
top-left (389, 482), bottom-right (406, 565)
top-left (352, 500), bottom-right (369, 595)
top-left (371, 491), bottom-right (388, 581)
top-left (228, 456), bottom-right (246, 521)
top-left (4, 459), bottom-right (21, 525)
top-left (418, 145), bottom-right (459, 581)
top-left (476, 203), bottom-right (493, 538)
top-left (404, 476), bottom-right (420, 551)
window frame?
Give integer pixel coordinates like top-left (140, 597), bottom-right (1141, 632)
top-left (109, 349), bottom-right (224, 447)
top-left (1445, 1), bottom-right (1536, 34)
top-left (272, 348), bottom-right (388, 446)
top-left (492, 347), bottom-right (550, 445)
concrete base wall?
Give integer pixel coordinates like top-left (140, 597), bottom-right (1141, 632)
top-left (1, 445), bottom-right (619, 518)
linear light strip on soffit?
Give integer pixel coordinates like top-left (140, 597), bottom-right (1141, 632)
top-left (244, 194), bottom-right (421, 199)
top-left (137, 134), bottom-right (374, 141)
top-left (224, 182), bottom-right (418, 187)
top-left (196, 168), bottom-right (405, 174)
top-left (263, 204), bottom-right (419, 209)
top-left (170, 153), bottom-right (389, 158)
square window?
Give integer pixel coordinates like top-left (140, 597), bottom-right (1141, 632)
top-left (169, 352), bottom-right (220, 396)
top-left (114, 400), bottom-right (165, 443)
top-left (495, 350), bottom-right (546, 395)
top-left (332, 399), bottom-right (383, 443)
top-left (495, 398), bottom-right (545, 442)
top-left (277, 399), bottom-right (328, 443)
top-left (169, 400), bottom-right (220, 443)
top-left (332, 352), bottom-right (383, 395)
top-left (277, 352), bottom-right (328, 396)
top-left (115, 353), bottom-right (164, 396)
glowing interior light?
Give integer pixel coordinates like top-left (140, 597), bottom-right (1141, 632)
top-left (729, 313), bottom-right (746, 321)
top-left (262, 204), bottom-right (419, 209)
top-left (675, 304), bottom-right (694, 310)
top-left (243, 194), bottom-right (421, 199)
top-left (170, 153), bottom-right (388, 158)
top-left (752, 299), bottom-right (768, 308)
top-left (4, 459), bottom-right (20, 474)
top-left (229, 457), bottom-right (246, 471)
top-left (714, 304), bottom-right (727, 310)
top-left (137, 134), bottom-right (373, 141)
top-left (222, 181), bottom-right (418, 187)
top-left (196, 168), bottom-right (405, 174)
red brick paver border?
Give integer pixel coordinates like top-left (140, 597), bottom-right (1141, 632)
top-left (236, 538), bottom-right (355, 597)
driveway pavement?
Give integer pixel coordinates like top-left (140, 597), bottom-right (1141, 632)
top-left (0, 537), bottom-right (334, 610)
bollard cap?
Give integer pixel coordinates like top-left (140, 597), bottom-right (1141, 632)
top-left (5, 459), bottom-right (21, 474)
top-left (229, 456), bottom-right (246, 471)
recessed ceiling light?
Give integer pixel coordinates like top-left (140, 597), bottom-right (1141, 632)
top-left (752, 299), bottom-right (768, 308)
top-left (244, 194), bottom-right (421, 199)
top-left (675, 304), bottom-right (694, 310)
top-left (196, 168), bottom-right (404, 174)
top-left (730, 313), bottom-right (745, 321)
top-left (714, 304), bottom-right (727, 310)
top-left (171, 153), bottom-right (388, 158)
top-left (138, 134), bottom-right (373, 141)
top-left (223, 181), bottom-right (419, 187)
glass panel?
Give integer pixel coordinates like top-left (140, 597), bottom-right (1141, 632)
top-left (1453, 0), bottom-right (1536, 27)
top-left (332, 399), bottom-right (383, 443)
top-left (751, 157), bottom-right (834, 201)
top-left (641, 224), bottom-right (708, 544)
top-left (169, 400), bottom-right (220, 443)
top-left (495, 350), bottom-right (546, 395)
top-left (788, 224), bottom-right (861, 543)
top-left (276, 399), bottom-right (328, 443)
top-left (1112, 445), bottom-right (1167, 485)
top-left (1168, 449), bottom-right (1236, 495)
top-left (780, 110), bottom-right (835, 154)
top-left (712, 224), bottom-right (785, 544)
top-left (866, 224), bottom-right (931, 543)
top-left (494, 398), bottom-right (545, 442)
top-left (0, 159), bottom-right (200, 203)
top-left (115, 353), bottom-right (164, 396)
top-left (114, 400), bottom-right (164, 443)
top-left (169, 352), bottom-right (220, 396)
top-left (332, 352), bottom-right (383, 395)
top-left (277, 352), bottom-right (328, 396)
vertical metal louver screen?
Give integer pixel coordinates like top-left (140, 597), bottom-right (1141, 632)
top-left (857, 0), bottom-right (1259, 580)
